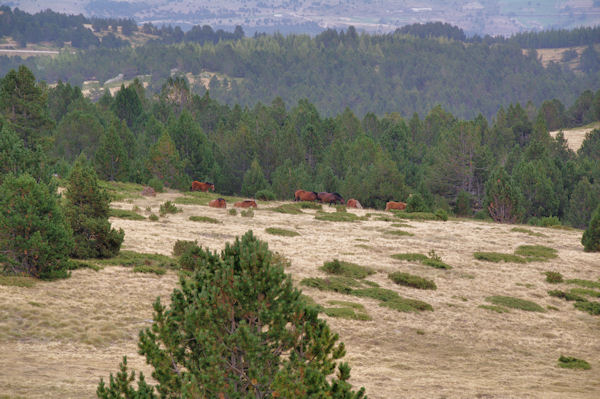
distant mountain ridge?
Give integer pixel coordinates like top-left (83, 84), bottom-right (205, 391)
top-left (6, 0), bottom-right (600, 36)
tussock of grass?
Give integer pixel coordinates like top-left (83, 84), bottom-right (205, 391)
top-left (391, 253), bottom-right (429, 262)
top-left (548, 290), bottom-right (587, 302)
top-left (388, 272), bottom-right (436, 290)
top-left (352, 287), bottom-right (400, 302)
top-left (384, 229), bottom-right (414, 237)
top-left (175, 195), bottom-right (210, 206)
top-left (474, 252), bottom-right (527, 263)
top-left (0, 275), bottom-right (36, 287)
top-left (545, 271), bottom-right (564, 283)
top-left (315, 211), bottom-right (366, 222)
top-left (479, 304), bottom-right (510, 313)
top-left (379, 297), bottom-right (434, 312)
top-left (172, 240), bottom-right (198, 257)
top-left (511, 227), bottom-right (546, 237)
top-left (270, 204), bottom-right (304, 214)
top-left (189, 215), bottom-right (221, 224)
top-left (133, 265), bottom-right (166, 275)
top-left (393, 211), bottom-right (445, 221)
top-left (241, 209), bottom-right (254, 217)
top-left (485, 296), bottom-right (545, 312)
top-left (149, 213), bottom-right (159, 221)
top-left (109, 208), bottom-right (146, 220)
top-left (228, 209), bottom-right (237, 216)
top-left (320, 259), bottom-right (375, 279)
top-left (515, 245), bottom-right (558, 261)
top-left (573, 301), bottom-right (600, 315)
top-left (265, 227), bottom-right (300, 237)
top-left (297, 201), bottom-right (322, 210)
top-left (558, 356), bottom-right (591, 370)
top-left (391, 223), bottom-right (412, 228)
top-left (566, 279), bottom-right (600, 290)
top-left (300, 276), bottom-right (361, 294)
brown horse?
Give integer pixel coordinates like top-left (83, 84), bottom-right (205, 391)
top-left (294, 190), bottom-right (318, 202)
top-left (346, 199), bottom-right (362, 209)
top-left (318, 192), bottom-right (345, 205)
top-left (191, 181), bottom-right (215, 192)
top-left (234, 200), bottom-right (257, 208)
top-left (208, 198), bottom-right (227, 208)
top-left (385, 201), bottom-right (406, 211)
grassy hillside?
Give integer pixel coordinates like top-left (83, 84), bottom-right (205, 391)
top-left (0, 184), bottom-right (598, 398)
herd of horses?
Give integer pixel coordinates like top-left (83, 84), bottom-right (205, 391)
top-left (191, 181), bottom-right (406, 211)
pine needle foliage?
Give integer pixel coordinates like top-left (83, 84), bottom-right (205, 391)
top-left (99, 231), bottom-right (366, 398)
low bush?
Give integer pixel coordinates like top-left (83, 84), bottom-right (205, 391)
top-left (545, 271), bottom-right (564, 283)
top-left (159, 201), bottom-right (181, 216)
top-left (320, 259), bottom-right (375, 279)
top-left (335, 205), bottom-right (347, 213)
top-left (133, 265), bottom-right (166, 275)
top-left (300, 276), bottom-right (362, 294)
top-left (298, 201), bottom-right (322, 210)
top-left (570, 288), bottom-right (600, 298)
top-left (148, 213), bottom-right (159, 221)
top-left (172, 240), bottom-right (198, 257)
top-left (558, 356), bottom-right (591, 370)
top-left (511, 227), bottom-right (546, 237)
top-left (254, 189), bottom-right (276, 201)
top-left (393, 211), bottom-right (441, 221)
top-left (539, 216), bottom-right (561, 227)
top-left (241, 209), bottom-right (254, 217)
top-left (434, 209), bottom-right (449, 221)
top-left (389, 272), bottom-right (436, 290)
top-left (270, 204), bottom-right (303, 215)
top-left (582, 204), bottom-right (600, 252)
top-left (323, 301), bottom-right (371, 321)
top-left (109, 208), bottom-right (146, 220)
top-left (379, 297), bottom-right (433, 312)
top-left (189, 215), bottom-right (221, 224)
top-left (406, 193), bottom-right (428, 212)
top-left (548, 290), bottom-right (587, 302)
top-left (265, 227), bottom-right (300, 237)
top-left (228, 209), bottom-right (237, 216)
top-left (352, 287), bottom-right (400, 302)
top-left (147, 177), bottom-right (164, 193)
top-left (90, 250), bottom-right (177, 269)
top-left (485, 296), bottom-right (545, 312)
top-left (422, 258), bottom-right (452, 269)
top-left (573, 301), bottom-right (600, 315)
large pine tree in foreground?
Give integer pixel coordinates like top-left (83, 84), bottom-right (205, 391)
top-left (98, 231), bottom-right (366, 398)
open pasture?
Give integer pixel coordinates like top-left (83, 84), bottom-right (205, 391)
top-left (0, 188), bottom-right (598, 398)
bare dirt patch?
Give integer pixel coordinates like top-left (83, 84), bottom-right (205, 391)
top-left (1, 191), bottom-right (599, 398)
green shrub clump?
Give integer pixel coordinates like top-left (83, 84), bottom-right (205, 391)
top-left (582, 204), bottom-right (600, 252)
top-left (0, 174), bottom-right (73, 279)
top-left (172, 240), bottom-right (198, 257)
top-left (241, 209), bottom-right (254, 217)
top-left (406, 193), bottom-right (428, 213)
top-left (189, 215), bottom-right (221, 224)
top-left (255, 189), bottom-right (276, 201)
top-left (558, 355), bottom-right (591, 370)
top-left (320, 259), bottom-right (375, 279)
top-left (159, 200), bottom-right (181, 216)
top-left (545, 271), bottom-right (564, 283)
top-left (388, 272), bottom-right (437, 290)
top-left (485, 296), bottom-right (545, 312)
top-left (64, 156), bottom-right (124, 259)
top-left (147, 177), bottom-right (164, 193)
top-left (265, 227), bottom-right (300, 237)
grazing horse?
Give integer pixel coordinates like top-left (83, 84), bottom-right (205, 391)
top-left (346, 199), bottom-right (362, 209)
top-left (385, 201), bottom-right (406, 211)
top-left (191, 181), bottom-right (215, 192)
top-left (234, 200), bottom-right (257, 208)
top-left (209, 198), bottom-right (227, 208)
top-left (294, 190), bottom-right (318, 202)
top-left (318, 192), bottom-right (345, 205)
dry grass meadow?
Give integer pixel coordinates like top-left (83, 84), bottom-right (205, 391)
top-left (1, 187), bottom-right (599, 399)
top-left (550, 122), bottom-right (599, 152)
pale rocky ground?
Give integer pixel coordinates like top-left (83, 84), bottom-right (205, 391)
top-left (1, 190), bottom-right (599, 398)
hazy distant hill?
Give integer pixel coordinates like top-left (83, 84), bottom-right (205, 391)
top-left (6, 0), bottom-right (600, 36)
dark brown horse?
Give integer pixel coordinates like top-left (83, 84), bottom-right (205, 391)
top-left (294, 190), bottom-right (318, 202)
top-left (234, 200), bottom-right (257, 208)
top-left (208, 198), bottom-right (227, 208)
top-left (318, 192), bottom-right (345, 205)
top-left (191, 181), bottom-right (215, 192)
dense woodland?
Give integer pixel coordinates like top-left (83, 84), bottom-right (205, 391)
top-left (1, 65), bottom-right (600, 230)
top-left (1, 8), bottom-right (600, 119)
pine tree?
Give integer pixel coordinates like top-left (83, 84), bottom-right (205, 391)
top-left (485, 167), bottom-right (525, 223)
top-left (95, 122), bottom-right (129, 181)
top-left (99, 231), bottom-right (366, 398)
top-left (65, 156), bottom-right (124, 259)
top-left (0, 173), bottom-right (73, 279)
top-left (582, 204), bottom-right (600, 252)
top-left (145, 131), bottom-right (188, 189)
top-left (241, 158), bottom-right (269, 197)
